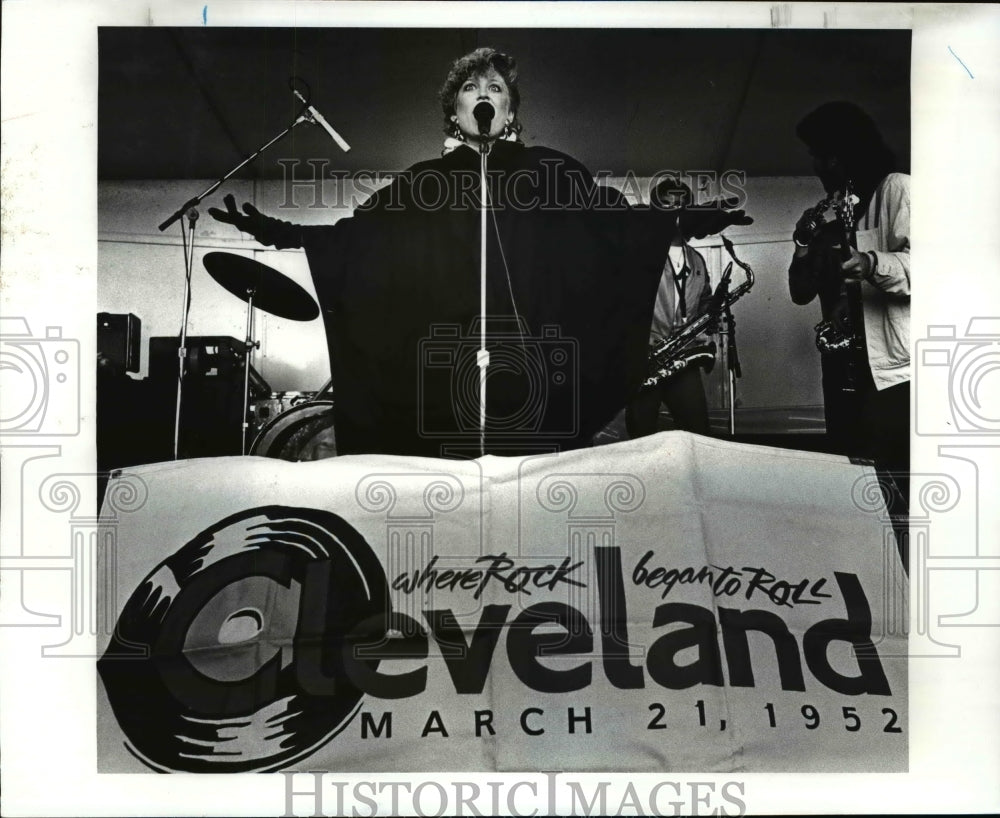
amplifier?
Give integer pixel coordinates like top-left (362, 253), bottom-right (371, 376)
top-left (143, 336), bottom-right (271, 458)
top-left (148, 336), bottom-right (270, 397)
top-left (97, 312), bottom-right (141, 374)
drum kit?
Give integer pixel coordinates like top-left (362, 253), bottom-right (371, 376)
top-left (200, 252), bottom-right (337, 461)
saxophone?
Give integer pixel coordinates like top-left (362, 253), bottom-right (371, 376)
top-left (643, 234), bottom-right (755, 389)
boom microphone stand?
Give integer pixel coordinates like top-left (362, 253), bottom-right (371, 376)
top-left (158, 110), bottom-right (325, 234)
top-left (157, 82), bottom-right (347, 459)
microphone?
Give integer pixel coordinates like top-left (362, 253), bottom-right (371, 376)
top-left (473, 101), bottom-right (494, 137)
top-left (706, 262), bottom-right (733, 321)
top-left (292, 89), bottom-right (351, 153)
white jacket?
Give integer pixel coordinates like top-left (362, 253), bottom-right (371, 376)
top-left (855, 172), bottom-right (910, 390)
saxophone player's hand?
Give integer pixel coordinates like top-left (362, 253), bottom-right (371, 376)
top-left (691, 332), bottom-right (717, 374)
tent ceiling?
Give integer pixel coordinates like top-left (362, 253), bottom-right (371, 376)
top-left (99, 28), bottom-right (910, 180)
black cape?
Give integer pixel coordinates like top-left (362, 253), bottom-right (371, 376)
top-left (293, 140), bottom-right (668, 457)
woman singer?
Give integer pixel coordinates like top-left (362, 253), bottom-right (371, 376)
top-left (210, 47), bottom-right (750, 458)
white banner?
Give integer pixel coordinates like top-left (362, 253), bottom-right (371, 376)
top-left (96, 432), bottom-right (906, 774)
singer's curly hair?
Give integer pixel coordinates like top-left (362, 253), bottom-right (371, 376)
top-left (438, 47), bottom-right (524, 138)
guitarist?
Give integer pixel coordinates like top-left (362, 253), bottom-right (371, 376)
top-left (788, 101), bottom-right (911, 557)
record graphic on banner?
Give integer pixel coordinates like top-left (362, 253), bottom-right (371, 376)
top-left (98, 506), bottom-right (390, 773)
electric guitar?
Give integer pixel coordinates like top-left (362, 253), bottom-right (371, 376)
top-left (812, 183), bottom-right (865, 391)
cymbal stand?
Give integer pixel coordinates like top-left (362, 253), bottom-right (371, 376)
top-left (240, 288), bottom-right (261, 455)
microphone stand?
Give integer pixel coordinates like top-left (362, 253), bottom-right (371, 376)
top-left (478, 136), bottom-right (490, 457)
top-left (158, 111), bottom-right (315, 459)
top-left (158, 114), bottom-right (314, 233)
top-left (724, 301), bottom-right (742, 436)
top-left (173, 207), bottom-right (198, 459)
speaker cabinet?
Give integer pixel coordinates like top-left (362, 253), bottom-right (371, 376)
top-left (145, 336), bottom-right (269, 459)
top-left (97, 312), bottom-right (141, 374)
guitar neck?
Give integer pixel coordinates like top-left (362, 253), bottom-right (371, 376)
top-left (837, 225), bottom-right (854, 262)
top-left (836, 201), bottom-right (856, 262)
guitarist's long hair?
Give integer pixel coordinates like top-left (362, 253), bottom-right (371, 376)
top-left (796, 101), bottom-right (897, 209)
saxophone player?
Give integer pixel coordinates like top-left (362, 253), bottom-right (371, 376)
top-left (626, 178), bottom-right (717, 438)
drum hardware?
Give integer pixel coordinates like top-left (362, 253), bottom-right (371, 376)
top-left (249, 400), bottom-right (337, 461)
top-left (250, 391), bottom-right (317, 436)
top-left (314, 377), bottom-right (334, 401)
top-left (249, 377), bottom-right (336, 457)
top-left (203, 252), bottom-right (320, 454)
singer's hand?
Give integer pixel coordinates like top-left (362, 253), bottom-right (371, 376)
top-left (679, 206), bottom-right (753, 241)
top-left (841, 247), bottom-right (873, 281)
top-left (208, 194), bottom-right (267, 238)
top-left (208, 193), bottom-right (302, 250)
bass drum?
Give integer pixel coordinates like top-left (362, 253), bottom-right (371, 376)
top-left (249, 400), bottom-right (337, 461)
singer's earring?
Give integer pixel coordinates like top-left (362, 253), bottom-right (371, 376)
top-left (450, 119), bottom-right (464, 141)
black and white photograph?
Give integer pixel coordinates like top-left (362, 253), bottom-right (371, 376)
top-left (93, 27), bottom-right (910, 467)
top-left (1, 2), bottom-right (998, 816)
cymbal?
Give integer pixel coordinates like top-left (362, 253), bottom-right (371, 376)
top-left (203, 252), bottom-right (319, 321)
